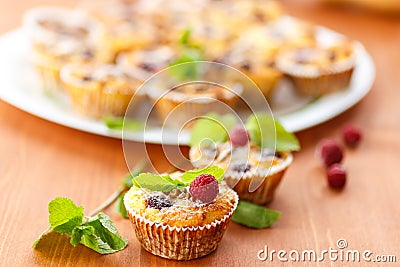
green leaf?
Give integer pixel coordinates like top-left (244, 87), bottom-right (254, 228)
top-left (48, 198), bottom-right (84, 235)
top-left (132, 173), bottom-right (178, 192)
top-left (104, 116), bottom-right (144, 132)
top-left (189, 112), bottom-right (237, 147)
top-left (181, 166), bottom-right (225, 185)
top-left (168, 49), bottom-right (203, 80)
top-left (179, 27), bottom-right (191, 45)
top-left (71, 225), bottom-right (95, 246)
top-left (78, 213), bottom-right (128, 254)
top-left (114, 193), bottom-right (128, 219)
top-left (232, 201), bottom-right (281, 229)
top-left (245, 113), bottom-right (300, 152)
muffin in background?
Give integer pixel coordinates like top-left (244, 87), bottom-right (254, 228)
top-left (148, 82), bottom-right (242, 128)
top-left (23, 6), bottom-right (109, 93)
top-left (60, 63), bottom-right (143, 118)
top-left (80, 0), bottom-right (158, 57)
top-left (276, 40), bottom-right (355, 96)
top-left (190, 142), bottom-right (293, 205)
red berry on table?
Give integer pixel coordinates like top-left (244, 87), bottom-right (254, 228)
top-left (229, 125), bottom-right (250, 147)
top-left (327, 164), bottom-right (347, 189)
top-left (189, 174), bottom-right (219, 203)
top-left (317, 139), bottom-right (344, 167)
top-left (342, 124), bottom-right (362, 148)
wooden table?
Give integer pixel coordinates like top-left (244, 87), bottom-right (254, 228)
top-left (1, 0), bottom-right (399, 266)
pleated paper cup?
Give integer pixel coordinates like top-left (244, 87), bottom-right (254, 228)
top-left (224, 152), bottom-right (292, 205)
top-left (124, 191), bottom-right (238, 261)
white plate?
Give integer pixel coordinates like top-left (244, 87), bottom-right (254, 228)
top-left (0, 28), bottom-right (375, 145)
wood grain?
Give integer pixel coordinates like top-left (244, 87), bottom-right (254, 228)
top-left (1, 0), bottom-right (400, 266)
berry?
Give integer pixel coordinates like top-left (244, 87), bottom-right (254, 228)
top-left (317, 139), bottom-right (344, 167)
top-left (146, 195), bottom-right (172, 210)
top-left (327, 164), bottom-right (347, 189)
top-left (232, 163), bottom-right (252, 173)
top-left (229, 126), bottom-right (250, 147)
top-left (189, 174), bottom-right (219, 203)
top-left (342, 124), bottom-right (362, 148)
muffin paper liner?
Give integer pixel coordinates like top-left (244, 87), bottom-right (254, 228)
top-left (124, 191), bottom-right (238, 260)
top-left (190, 145), bottom-right (293, 205)
top-left (275, 45), bottom-right (356, 96)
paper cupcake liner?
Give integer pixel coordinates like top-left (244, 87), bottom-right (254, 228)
top-left (276, 46), bottom-right (356, 96)
top-left (289, 68), bottom-right (354, 96)
top-left (63, 83), bottom-right (140, 118)
top-left (190, 145), bottom-right (293, 205)
top-left (124, 192), bottom-right (238, 260)
top-left (224, 152), bottom-right (292, 205)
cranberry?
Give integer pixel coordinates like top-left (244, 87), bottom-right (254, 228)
top-left (189, 174), bottom-right (219, 203)
top-left (342, 124), bottom-right (362, 148)
top-left (317, 139), bottom-right (344, 167)
top-left (145, 195), bottom-right (172, 210)
top-left (232, 163), bottom-right (252, 173)
top-left (327, 164), bottom-right (347, 189)
top-left (229, 125), bottom-right (250, 147)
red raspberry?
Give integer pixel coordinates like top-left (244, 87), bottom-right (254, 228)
top-left (342, 124), bottom-right (362, 148)
top-left (189, 174), bottom-right (219, 203)
top-left (317, 139), bottom-right (344, 167)
top-left (327, 164), bottom-right (347, 189)
top-left (229, 126), bottom-right (250, 147)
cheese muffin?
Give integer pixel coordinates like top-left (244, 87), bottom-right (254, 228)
top-left (81, 0), bottom-right (157, 57)
top-left (60, 62), bottom-right (143, 118)
top-left (23, 7), bottom-right (108, 93)
top-left (148, 82), bottom-right (242, 128)
top-left (275, 40), bottom-right (355, 96)
top-left (124, 171), bottom-right (238, 260)
top-left (190, 142), bottom-right (292, 205)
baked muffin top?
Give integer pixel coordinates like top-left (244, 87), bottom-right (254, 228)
top-left (276, 40), bottom-right (355, 76)
top-left (124, 172), bottom-right (238, 228)
top-left (61, 63), bottom-right (141, 94)
top-left (190, 142), bottom-right (293, 179)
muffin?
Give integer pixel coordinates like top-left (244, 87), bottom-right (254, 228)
top-left (275, 40), bottom-right (355, 96)
top-left (116, 45), bottom-right (176, 79)
top-left (220, 29), bottom-right (283, 99)
top-left (81, 0), bottom-right (158, 57)
top-left (190, 141), bottom-right (293, 205)
top-left (23, 7), bottom-right (107, 93)
top-left (60, 62), bottom-right (143, 118)
top-left (147, 82), bottom-right (242, 128)
top-left (124, 170), bottom-right (238, 260)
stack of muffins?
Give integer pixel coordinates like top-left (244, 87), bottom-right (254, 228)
top-left (23, 0), bottom-right (356, 120)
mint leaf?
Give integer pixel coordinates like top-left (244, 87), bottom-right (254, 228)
top-left (71, 225), bottom-right (95, 246)
top-left (232, 201), bottom-right (281, 229)
top-left (179, 27), bottom-right (191, 45)
top-left (245, 113), bottom-right (300, 152)
top-left (104, 116), bottom-right (144, 132)
top-left (132, 173), bottom-right (178, 192)
top-left (49, 198), bottom-right (84, 235)
top-left (189, 112), bottom-right (237, 146)
top-left (181, 166), bottom-right (225, 184)
top-left (33, 198), bottom-right (128, 255)
top-left (168, 49), bottom-right (203, 80)
top-left (114, 193), bottom-right (128, 218)
top-left (78, 213), bottom-right (128, 254)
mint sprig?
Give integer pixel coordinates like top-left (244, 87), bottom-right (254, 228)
top-left (232, 201), bottom-right (281, 229)
top-left (169, 28), bottom-right (204, 80)
top-left (131, 166), bottom-right (225, 192)
top-left (189, 112), bottom-right (237, 147)
top-left (33, 198), bottom-right (127, 254)
top-left (103, 116), bottom-right (144, 131)
top-left (245, 113), bottom-right (300, 152)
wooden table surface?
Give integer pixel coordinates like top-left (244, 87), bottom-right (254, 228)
top-left (1, 0), bottom-right (399, 266)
